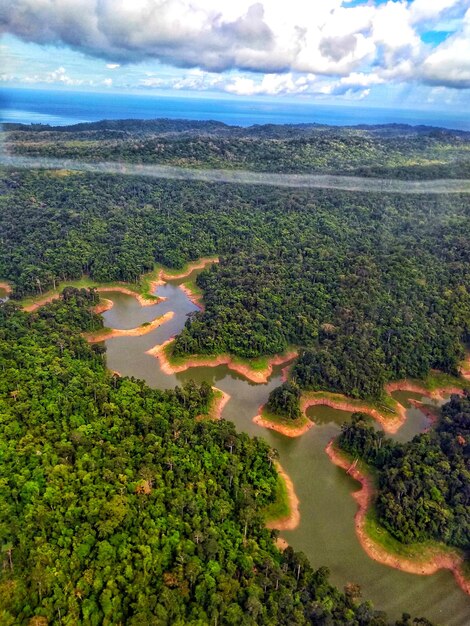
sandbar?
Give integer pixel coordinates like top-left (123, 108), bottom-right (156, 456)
top-left (85, 311), bottom-right (174, 343)
top-left (253, 409), bottom-right (313, 438)
top-left (325, 440), bottom-right (469, 595)
top-left (266, 461), bottom-right (300, 531)
top-left (147, 339), bottom-right (298, 384)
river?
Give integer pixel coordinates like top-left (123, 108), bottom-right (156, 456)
top-left (99, 270), bottom-right (470, 626)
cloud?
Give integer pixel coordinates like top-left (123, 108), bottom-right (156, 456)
top-left (421, 8), bottom-right (470, 87)
top-left (29, 66), bottom-right (85, 86)
top-left (0, 0), bottom-right (469, 91)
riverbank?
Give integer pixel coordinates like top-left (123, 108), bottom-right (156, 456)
top-left (93, 297), bottom-right (114, 314)
top-left (95, 286), bottom-right (161, 308)
top-left (179, 283), bottom-right (204, 310)
top-left (265, 462), bottom-right (300, 532)
top-left (16, 278), bottom-right (162, 312)
top-left (255, 375), bottom-right (470, 439)
top-left (385, 376), bottom-right (469, 400)
top-left (253, 407), bottom-right (313, 438)
top-left (197, 387), bottom-right (230, 421)
top-left (301, 391), bottom-right (405, 434)
top-left (147, 339), bottom-right (298, 384)
top-left (85, 312), bottom-right (174, 343)
top-left (325, 440), bottom-right (470, 595)
top-left (14, 256), bottom-right (218, 313)
top-left (159, 256), bottom-right (219, 282)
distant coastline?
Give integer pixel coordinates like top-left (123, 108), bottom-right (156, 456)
top-left (2, 87), bottom-right (470, 131)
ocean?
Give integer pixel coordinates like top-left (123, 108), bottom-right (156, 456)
top-left (1, 87), bottom-right (469, 131)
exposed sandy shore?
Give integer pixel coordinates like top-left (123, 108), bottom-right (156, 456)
top-left (95, 286), bottom-right (162, 307)
top-left (325, 440), bottom-right (469, 595)
top-left (22, 285), bottom-right (162, 313)
top-left (0, 281), bottom-right (12, 295)
top-left (275, 537), bottom-right (289, 551)
top-left (298, 380), bottom-right (467, 436)
top-left (253, 410), bottom-right (314, 438)
top-left (147, 339), bottom-right (298, 384)
top-left (266, 461), bottom-right (300, 531)
top-left (300, 392), bottom-right (405, 434)
top-left (93, 298), bottom-right (114, 314)
top-left (159, 257), bottom-right (219, 281)
top-left (24, 293), bottom-right (61, 312)
top-left (197, 387), bottom-right (230, 421)
top-left (385, 379), bottom-right (465, 401)
top-left (179, 283), bottom-right (204, 311)
top-left (85, 311), bottom-right (174, 343)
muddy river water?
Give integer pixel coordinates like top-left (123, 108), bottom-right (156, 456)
top-left (100, 271), bottom-right (470, 625)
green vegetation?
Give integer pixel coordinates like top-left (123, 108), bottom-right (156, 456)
top-left (338, 397), bottom-right (470, 555)
top-left (262, 474), bottom-right (290, 523)
top-left (0, 289), bottom-right (423, 625)
top-left (266, 381), bottom-right (302, 420)
top-left (4, 119), bottom-right (470, 179)
top-left (2, 136), bottom-right (469, 403)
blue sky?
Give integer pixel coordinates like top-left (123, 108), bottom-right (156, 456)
top-left (1, 1), bottom-right (469, 111)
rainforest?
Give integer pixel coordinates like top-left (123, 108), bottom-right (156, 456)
top-left (1, 119), bottom-right (469, 625)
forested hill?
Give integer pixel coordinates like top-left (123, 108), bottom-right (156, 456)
top-left (3, 118), bottom-right (470, 179)
top-left (0, 289), bottom-right (425, 625)
top-left (1, 169), bottom-right (469, 401)
top-left (338, 394), bottom-right (470, 553)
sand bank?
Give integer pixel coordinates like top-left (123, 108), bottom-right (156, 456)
top-left (85, 312), bottom-right (174, 343)
top-left (253, 410), bottom-right (313, 438)
top-left (300, 392), bottom-right (405, 434)
top-left (24, 293), bottom-right (60, 312)
top-left (22, 284), bottom-right (162, 313)
top-left (95, 286), bottom-right (162, 307)
top-left (266, 462), bottom-right (300, 531)
top-left (275, 537), bottom-right (289, 551)
top-left (179, 283), bottom-right (204, 310)
top-left (159, 257), bottom-right (219, 281)
top-left (147, 339), bottom-right (298, 384)
top-left (385, 379), bottom-right (465, 400)
top-left (325, 440), bottom-right (469, 595)
top-left (93, 298), bottom-right (114, 314)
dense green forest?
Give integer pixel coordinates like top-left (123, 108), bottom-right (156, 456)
top-left (3, 119), bottom-right (470, 179)
top-left (338, 396), bottom-right (470, 551)
top-left (0, 289), bottom-right (429, 625)
top-left (1, 162), bottom-right (469, 401)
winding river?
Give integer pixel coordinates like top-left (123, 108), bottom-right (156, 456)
top-left (99, 270), bottom-right (470, 625)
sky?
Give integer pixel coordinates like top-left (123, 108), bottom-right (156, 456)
top-left (1, 0), bottom-right (470, 111)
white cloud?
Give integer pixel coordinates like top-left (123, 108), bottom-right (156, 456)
top-left (0, 0), bottom-right (469, 91)
top-left (421, 8), bottom-right (470, 87)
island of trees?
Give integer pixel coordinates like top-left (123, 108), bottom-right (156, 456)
top-left (337, 395), bottom-right (469, 570)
